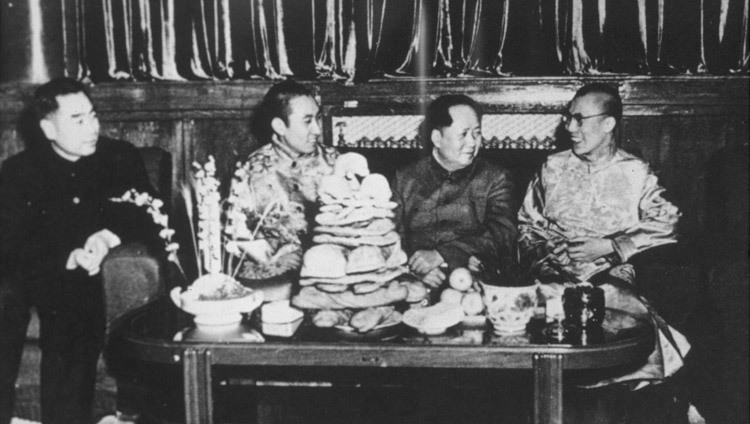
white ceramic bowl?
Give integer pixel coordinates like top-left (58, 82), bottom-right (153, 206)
top-left (171, 286), bottom-right (264, 317)
top-left (170, 275), bottom-right (264, 332)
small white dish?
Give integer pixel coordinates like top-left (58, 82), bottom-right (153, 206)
top-left (261, 301), bottom-right (304, 337)
top-left (414, 325), bottom-right (450, 335)
top-left (402, 302), bottom-right (465, 335)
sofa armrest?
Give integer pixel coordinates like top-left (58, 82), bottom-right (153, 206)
top-left (101, 243), bottom-right (165, 329)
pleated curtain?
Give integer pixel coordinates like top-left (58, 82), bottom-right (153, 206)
top-left (62, 0), bottom-right (749, 82)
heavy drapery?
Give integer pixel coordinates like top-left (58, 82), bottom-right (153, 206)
top-left (63, 0), bottom-right (749, 82)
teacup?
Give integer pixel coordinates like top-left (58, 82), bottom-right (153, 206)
top-left (480, 282), bottom-right (538, 334)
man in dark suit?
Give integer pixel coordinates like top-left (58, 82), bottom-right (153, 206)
top-left (0, 78), bottom-right (157, 424)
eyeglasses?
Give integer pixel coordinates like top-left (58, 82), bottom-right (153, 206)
top-left (561, 112), bottom-right (609, 126)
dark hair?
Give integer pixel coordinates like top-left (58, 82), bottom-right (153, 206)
top-left (572, 83), bottom-right (622, 126)
top-left (32, 77), bottom-right (90, 121)
top-left (252, 80), bottom-right (316, 144)
top-left (419, 94), bottom-right (483, 150)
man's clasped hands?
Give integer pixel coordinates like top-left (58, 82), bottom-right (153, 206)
top-left (65, 229), bottom-right (122, 276)
top-left (408, 236), bottom-right (617, 287)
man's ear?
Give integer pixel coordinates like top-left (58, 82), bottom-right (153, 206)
top-left (39, 119), bottom-right (57, 141)
top-left (430, 128), bottom-right (442, 149)
top-left (603, 116), bottom-right (617, 133)
top-left (271, 117), bottom-right (287, 138)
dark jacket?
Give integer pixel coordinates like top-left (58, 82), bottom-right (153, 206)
top-left (391, 154), bottom-right (518, 270)
top-left (0, 137), bottom-right (157, 286)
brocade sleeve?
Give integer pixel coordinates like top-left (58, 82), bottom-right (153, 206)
top-left (517, 169), bottom-right (553, 265)
top-left (609, 172), bottom-right (680, 262)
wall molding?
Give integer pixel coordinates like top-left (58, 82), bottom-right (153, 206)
top-left (1, 76), bottom-right (748, 124)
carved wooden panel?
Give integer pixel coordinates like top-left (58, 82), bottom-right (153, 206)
top-left (331, 114), bottom-right (562, 149)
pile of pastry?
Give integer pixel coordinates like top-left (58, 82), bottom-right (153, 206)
top-left (291, 154), bottom-right (428, 333)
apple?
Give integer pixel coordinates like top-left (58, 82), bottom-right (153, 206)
top-left (448, 267), bottom-right (474, 292)
top-left (461, 291), bottom-right (484, 316)
top-left (440, 287), bottom-right (464, 304)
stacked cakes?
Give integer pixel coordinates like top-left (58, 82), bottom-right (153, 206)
top-left (291, 153), bottom-right (428, 332)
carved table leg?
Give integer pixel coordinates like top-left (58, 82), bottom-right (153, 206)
top-left (533, 353), bottom-right (563, 424)
top-left (184, 348), bottom-right (213, 424)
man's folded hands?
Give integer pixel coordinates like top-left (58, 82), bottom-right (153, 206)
top-left (66, 229), bottom-right (122, 275)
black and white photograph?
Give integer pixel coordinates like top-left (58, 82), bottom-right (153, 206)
top-left (1, 1), bottom-right (747, 423)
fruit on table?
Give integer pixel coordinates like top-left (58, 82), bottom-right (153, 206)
top-left (448, 267), bottom-right (474, 292)
top-left (440, 287), bottom-right (464, 304)
top-left (461, 291), bottom-right (483, 316)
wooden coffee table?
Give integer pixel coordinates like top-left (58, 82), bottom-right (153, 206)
top-left (106, 298), bottom-right (653, 424)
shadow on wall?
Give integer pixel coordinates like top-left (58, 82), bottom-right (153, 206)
top-left (15, 106), bottom-right (46, 151)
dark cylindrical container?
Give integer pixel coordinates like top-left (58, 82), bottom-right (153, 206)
top-left (563, 284), bottom-right (605, 329)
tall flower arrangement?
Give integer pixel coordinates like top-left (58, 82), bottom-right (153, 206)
top-left (112, 155), bottom-right (301, 284)
top-left (192, 157), bottom-right (224, 275)
top-left (223, 159), bottom-right (303, 279)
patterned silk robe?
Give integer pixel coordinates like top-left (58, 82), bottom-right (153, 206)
top-left (228, 141), bottom-right (338, 253)
top-left (519, 148), bottom-right (689, 387)
top-left (519, 149), bottom-right (680, 281)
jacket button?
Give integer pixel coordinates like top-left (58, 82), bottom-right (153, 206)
top-left (73, 197), bottom-right (80, 204)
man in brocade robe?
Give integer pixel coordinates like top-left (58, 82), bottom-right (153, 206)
top-left (519, 83), bottom-right (695, 423)
top-left (227, 80), bottom-right (339, 276)
top-left (518, 84), bottom-right (680, 282)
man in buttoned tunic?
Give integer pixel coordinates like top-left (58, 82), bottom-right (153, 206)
top-left (0, 78), bottom-right (156, 424)
top-left (391, 94), bottom-right (517, 288)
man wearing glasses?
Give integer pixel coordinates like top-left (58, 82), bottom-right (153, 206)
top-left (517, 83), bottom-right (694, 422)
top-left (519, 83), bottom-right (680, 281)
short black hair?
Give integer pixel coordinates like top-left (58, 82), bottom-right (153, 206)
top-left (32, 77), bottom-right (90, 121)
top-left (572, 83), bottom-right (622, 126)
top-left (252, 80), bottom-right (316, 144)
top-left (419, 94), bottom-right (483, 150)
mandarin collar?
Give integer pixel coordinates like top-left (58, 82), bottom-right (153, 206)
top-left (568, 148), bottom-right (621, 173)
top-left (271, 140), bottom-right (323, 162)
top-left (33, 140), bottom-right (80, 173)
top-left (428, 153), bottom-right (476, 182)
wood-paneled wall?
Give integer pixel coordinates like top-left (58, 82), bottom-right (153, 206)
top-left (1, 77), bottom-right (747, 245)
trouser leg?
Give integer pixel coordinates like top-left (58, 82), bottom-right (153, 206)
top-left (38, 274), bottom-right (105, 424)
top-left (0, 281), bottom-right (32, 424)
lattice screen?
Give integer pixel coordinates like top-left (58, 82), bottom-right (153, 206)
top-left (331, 114), bottom-right (562, 149)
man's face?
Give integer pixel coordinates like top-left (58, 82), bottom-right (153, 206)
top-left (39, 92), bottom-right (100, 161)
top-left (274, 95), bottom-right (322, 156)
top-left (565, 93), bottom-right (615, 161)
top-left (432, 105), bottom-right (482, 171)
